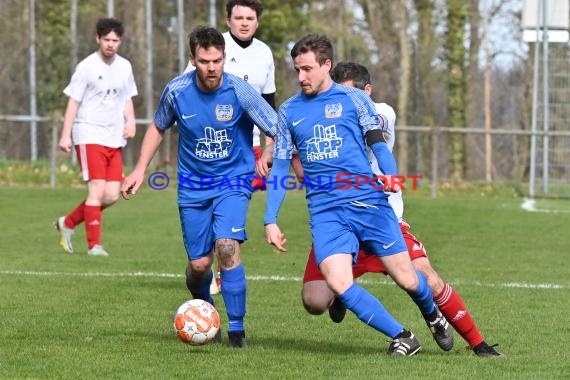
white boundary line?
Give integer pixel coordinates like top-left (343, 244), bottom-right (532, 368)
top-left (0, 270), bottom-right (567, 290)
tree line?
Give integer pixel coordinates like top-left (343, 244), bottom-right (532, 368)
top-left (0, 0), bottom-right (542, 182)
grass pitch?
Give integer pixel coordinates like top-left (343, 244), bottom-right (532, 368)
top-left (0, 186), bottom-right (569, 379)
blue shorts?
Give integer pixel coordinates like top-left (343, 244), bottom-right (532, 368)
top-left (179, 191), bottom-right (250, 260)
top-left (310, 198), bottom-right (407, 266)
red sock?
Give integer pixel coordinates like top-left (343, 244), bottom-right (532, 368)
top-left (252, 146), bottom-right (266, 191)
top-left (65, 202), bottom-right (110, 229)
top-left (65, 201), bottom-right (86, 228)
top-left (84, 205), bottom-right (102, 249)
top-left (251, 177), bottom-right (266, 191)
top-left (434, 283), bottom-right (484, 348)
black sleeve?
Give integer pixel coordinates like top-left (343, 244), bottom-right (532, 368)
top-left (261, 92), bottom-right (276, 110)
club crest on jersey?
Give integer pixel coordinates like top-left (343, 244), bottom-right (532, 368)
top-left (216, 104), bottom-right (233, 121)
top-left (305, 124), bottom-right (343, 162)
top-left (195, 127), bottom-right (233, 159)
top-left (325, 103), bottom-right (343, 118)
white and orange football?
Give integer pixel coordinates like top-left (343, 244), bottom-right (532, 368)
top-left (173, 299), bottom-right (220, 345)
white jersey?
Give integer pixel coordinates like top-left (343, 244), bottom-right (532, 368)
top-left (64, 52), bottom-right (138, 148)
top-left (367, 102), bottom-right (404, 219)
top-left (184, 31), bottom-right (275, 146)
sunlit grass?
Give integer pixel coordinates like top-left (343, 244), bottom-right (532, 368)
top-left (1, 185), bottom-right (569, 379)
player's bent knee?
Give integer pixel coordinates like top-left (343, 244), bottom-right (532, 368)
top-left (303, 302), bottom-right (326, 315)
top-left (413, 258), bottom-right (445, 294)
top-left (216, 239), bottom-right (238, 255)
top-left (301, 282), bottom-right (333, 314)
top-left (301, 293), bottom-right (328, 315)
top-left (215, 238), bottom-right (240, 269)
top-left (424, 271), bottom-right (445, 295)
top-left (392, 273), bottom-right (420, 293)
top-left (188, 258), bottom-right (212, 274)
top-left (103, 192), bottom-right (120, 206)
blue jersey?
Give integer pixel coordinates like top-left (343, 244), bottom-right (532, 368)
top-left (154, 71), bottom-right (277, 203)
top-left (273, 82), bottom-right (389, 214)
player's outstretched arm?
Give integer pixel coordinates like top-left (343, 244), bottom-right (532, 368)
top-left (264, 158), bottom-right (290, 252)
top-left (366, 130), bottom-right (401, 192)
top-left (265, 224), bottom-right (287, 252)
top-left (121, 122), bottom-right (164, 200)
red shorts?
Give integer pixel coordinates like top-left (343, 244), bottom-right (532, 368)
top-left (303, 219), bottom-right (428, 282)
top-left (76, 144), bottom-right (124, 182)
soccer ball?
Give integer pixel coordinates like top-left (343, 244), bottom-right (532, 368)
top-left (173, 299), bottom-right (221, 345)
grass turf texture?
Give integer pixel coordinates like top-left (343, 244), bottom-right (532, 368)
top-left (1, 186), bottom-right (569, 379)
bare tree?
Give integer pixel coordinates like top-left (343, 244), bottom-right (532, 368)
top-left (444, 0), bottom-right (469, 180)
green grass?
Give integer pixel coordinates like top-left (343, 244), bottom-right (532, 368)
top-left (1, 186), bottom-right (569, 379)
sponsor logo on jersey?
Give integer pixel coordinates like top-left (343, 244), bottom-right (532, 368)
top-left (215, 104), bottom-right (233, 121)
top-left (195, 127), bottom-right (233, 159)
top-left (305, 124), bottom-right (343, 162)
top-left (325, 103), bottom-right (343, 118)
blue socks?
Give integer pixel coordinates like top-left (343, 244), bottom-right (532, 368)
top-left (220, 264), bottom-right (247, 332)
top-left (407, 270), bottom-right (436, 319)
top-left (339, 283), bottom-right (403, 338)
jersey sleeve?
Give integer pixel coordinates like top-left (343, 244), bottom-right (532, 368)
top-left (346, 87), bottom-right (387, 136)
top-left (375, 103), bottom-right (396, 150)
top-left (273, 104), bottom-right (294, 160)
top-left (125, 63), bottom-right (138, 98)
top-left (63, 64), bottom-right (87, 102)
top-left (232, 74), bottom-right (278, 138)
top-left (153, 83), bottom-right (178, 131)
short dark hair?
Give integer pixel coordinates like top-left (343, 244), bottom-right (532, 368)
top-left (226, 0), bottom-right (263, 19)
top-left (290, 33), bottom-right (334, 67)
top-left (188, 26), bottom-right (225, 58)
top-left (96, 18), bottom-right (124, 38)
top-left (331, 61), bottom-right (371, 90)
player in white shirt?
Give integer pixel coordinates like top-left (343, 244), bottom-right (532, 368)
top-left (185, 0), bottom-right (276, 293)
top-left (55, 18), bottom-right (138, 257)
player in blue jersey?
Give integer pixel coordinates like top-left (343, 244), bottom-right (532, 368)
top-left (121, 26), bottom-right (277, 348)
top-left (299, 61), bottom-right (502, 357)
top-left (185, 0), bottom-right (278, 295)
top-left (264, 33), bottom-right (440, 356)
